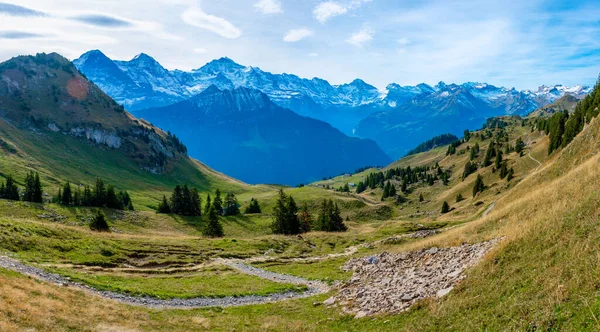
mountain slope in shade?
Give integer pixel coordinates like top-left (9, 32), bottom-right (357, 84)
top-left (137, 86), bottom-right (392, 185)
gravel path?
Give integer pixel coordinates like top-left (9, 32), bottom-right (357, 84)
top-left (0, 255), bottom-right (329, 309)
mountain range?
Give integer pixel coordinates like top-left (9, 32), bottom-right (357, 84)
top-left (74, 50), bottom-right (591, 160)
top-left (137, 85), bottom-right (391, 185)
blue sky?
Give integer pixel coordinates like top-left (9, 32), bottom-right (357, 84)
top-left (0, 0), bottom-right (599, 90)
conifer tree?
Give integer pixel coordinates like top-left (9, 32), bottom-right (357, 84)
top-left (90, 210), bottom-right (109, 231)
top-left (456, 193), bottom-right (464, 202)
top-left (271, 189), bottom-right (301, 235)
top-left (419, 193), bottom-right (424, 202)
top-left (2, 175), bottom-right (19, 201)
top-left (94, 179), bottom-right (106, 207)
top-left (472, 174), bottom-right (485, 197)
top-left (499, 162), bottom-right (508, 179)
top-left (61, 181), bottom-right (72, 206)
top-left (507, 168), bottom-right (515, 182)
top-left (203, 205), bottom-right (224, 238)
top-left (441, 201), bottom-right (450, 214)
top-left (170, 185), bottom-right (183, 214)
top-left (205, 193), bottom-right (211, 215)
top-left (495, 149), bottom-right (503, 170)
top-left (105, 185), bottom-right (121, 209)
top-left (223, 193), bottom-right (240, 216)
top-left (33, 172), bottom-right (43, 203)
top-left (298, 202), bottom-right (312, 233)
top-left (190, 188), bottom-right (202, 216)
top-left (244, 198), bottom-right (262, 214)
top-left (157, 195), bottom-right (171, 213)
top-left (212, 189), bottom-right (223, 215)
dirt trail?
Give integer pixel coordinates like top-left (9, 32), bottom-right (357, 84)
top-left (0, 255), bottom-right (328, 309)
top-left (528, 151), bottom-right (542, 171)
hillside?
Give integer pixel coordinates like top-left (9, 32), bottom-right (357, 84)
top-left (137, 86), bottom-right (392, 185)
top-left (0, 53), bottom-right (249, 208)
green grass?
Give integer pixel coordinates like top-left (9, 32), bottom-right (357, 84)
top-left (49, 266), bottom-right (307, 299)
top-left (253, 256), bottom-right (353, 282)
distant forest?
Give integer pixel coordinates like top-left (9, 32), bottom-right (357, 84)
top-left (406, 133), bottom-right (459, 156)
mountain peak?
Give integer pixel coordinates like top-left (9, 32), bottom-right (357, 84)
top-left (196, 57), bottom-right (244, 73)
top-left (74, 49), bottom-right (112, 67)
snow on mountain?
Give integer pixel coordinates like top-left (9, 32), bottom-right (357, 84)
top-left (73, 50), bottom-right (592, 145)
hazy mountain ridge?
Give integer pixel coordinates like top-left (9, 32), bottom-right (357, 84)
top-left (137, 85), bottom-right (392, 185)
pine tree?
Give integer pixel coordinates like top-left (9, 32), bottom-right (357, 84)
top-left (105, 185), bottom-right (121, 209)
top-left (271, 189), bottom-right (300, 235)
top-left (205, 193), bottom-right (212, 215)
top-left (94, 179), bottom-right (106, 207)
top-left (61, 181), bottom-right (72, 206)
top-left (456, 193), bottom-right (464, 202)
top-left (419, 193), bottom-right (424, 202)
top-left (33, 172), bottom-right (43, 203)
top-left (515, 137), bottom-right (525, 155)
top-left (441, 201), bottom-right (450, 214)
top-left (23, 171), bottom-right (35, 202)
top-left (484, 142), bottom-right (495, 166)
top-left (495, 149), bottom-right (503, 170)
top-left (223, 193), bottom-right (240, 216)
top-left (90, 210), bottom-right (109, 231)
top-left (3, 175), bottom-right (19, 201)
top-left (464, 129), bottom-right (471, 141)
top-left (170, 185), bottom-right (183, 214)
top-left (190, 188), bottom-right (202, 216)
top-left (507, 168), bottom-right (515, 182)
top-left (244, 198), bottom-right (262, 214)
top-left (472, 174), bottom-right (485, 197)
top-left (298, 202), bottom-right (312, 233)
top-left (157, 195), bottom-right (171, 213)
top-left (499, 162), bottom-right (508, 179)
top-left (73, 187), bottom-right (81, 206)
top-left (212, 189), bottom-right (223, 215)
top-left (203, 206), bottom-right (224, 237)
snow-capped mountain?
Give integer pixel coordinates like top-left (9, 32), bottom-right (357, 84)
top-left (74, 50), bottom-right (591, 158)
top-left (355, 81), bottom-right (590, 158)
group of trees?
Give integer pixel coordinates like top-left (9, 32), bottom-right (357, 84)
top-left (156, 187), bottom-right (259, 238)
top-left (356, 164), bottom-right (450, 195)
top-left (407, 133), bottom-right (459, 156)
top-left (57, 179), bottom-right (133, 210)
top-left (381, 181), bottom-right (397, 200)
top-left (0, 175), bottom-right (21, 201)
top-left (23, 171), bottom-right (43, 203)
top-left (271, 189), bottom-right (347, 235)
top-left (535, 78), bottom-right (600, 155)
top-left (158, 185), bottom-right (203, 216)
top-left (314, 199), bottom-right (347, 232)
top-left (244, 198), bottom-right (262, 214)
top-left (0, 172), bottom-right (43, 202)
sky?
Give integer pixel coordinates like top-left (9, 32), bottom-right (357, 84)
top-left (0, 0), bottom-right (599, 90)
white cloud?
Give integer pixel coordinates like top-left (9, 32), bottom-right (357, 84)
top-left (193, 47), bottom-right (207, 54)
top-left (314, 2), bottom-right (347, 23)
top-left (181, 6), bottom-right (241, 39)
top-left (254, 0), bottom-right (283, 14)
top-left (346, 27), bottom-right (373, 47)
top-left (308, 52), bottom-right (319, 57)
top-left (397, 38), bottom-right (410, 45)
top-left (283, 28), bottom-right (313, 42)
